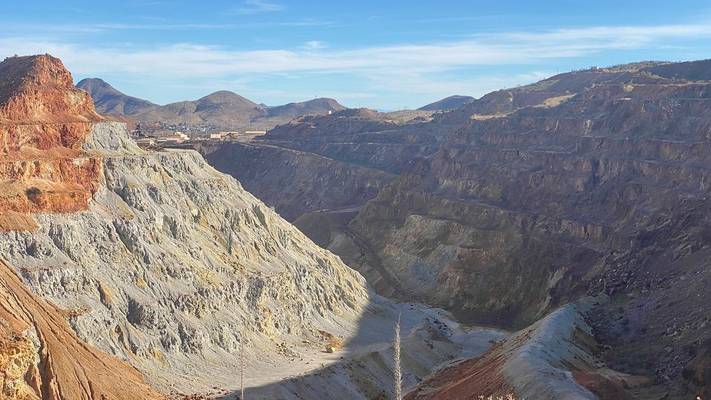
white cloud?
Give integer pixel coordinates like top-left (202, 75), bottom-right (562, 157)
top-left (2, 22), bottom-right (710, 107)
top-left (3, 22), bottom-right (709, 79)
top-left (0, 19), bottom-right (333, 33)
top-left (302, 41), bottom-right (327, 50)
top-left (227, 0), bottom-right (285, 15)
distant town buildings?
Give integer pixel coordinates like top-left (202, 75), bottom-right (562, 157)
top-left (134, 137), bottom-right (156, 146)
top-left (163, 132), bottom-right (189, 143)
top-left (131, 124), bottom-right (268, 149)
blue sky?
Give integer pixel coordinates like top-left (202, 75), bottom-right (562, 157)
top-left (2, 0), bottom-right (711, 109)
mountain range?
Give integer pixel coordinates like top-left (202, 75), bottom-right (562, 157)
top-left (77, 78), bottom-right (477, 131)
top-left (77, 77), bottom-right (347, 130)
top-left (4, 52), bottom-right (711, 399)
top-left (0, 54), bottom-right (521, 400)
top-left (197, 59), bottom-right (711, 399)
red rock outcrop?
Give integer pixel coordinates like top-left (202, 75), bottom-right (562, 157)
top-left (0, 55), bottom-right (103, 230)
top-left (0, 54), bottom-right (166, 400)
top-left (0, 55), bottom-right (101, 122)
top-left (0, 260), bottom-right (164, 400)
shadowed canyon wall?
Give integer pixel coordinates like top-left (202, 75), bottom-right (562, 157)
top-left (199, 61), bottom-right (711, 398)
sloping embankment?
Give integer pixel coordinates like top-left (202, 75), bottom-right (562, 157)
top-left (407, 300), bottom-right (642, 400)
top-left (0, 259), bottom-right (163, 400)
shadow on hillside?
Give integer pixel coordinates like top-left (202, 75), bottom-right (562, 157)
top-left (216, 291), bottom-right (504, 400)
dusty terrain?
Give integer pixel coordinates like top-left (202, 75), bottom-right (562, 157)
top-left (198, 60), bottom-right (711, 398)
top-left (0, 259), bottom-right (163, 400)
top-left (407, 299), bottom-right (646, 400)
top-left (0, 54), bottom-right (510, 400)
top-left (4, 52), bottom-right (711, 399)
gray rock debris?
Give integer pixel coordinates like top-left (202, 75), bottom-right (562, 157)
top-left (0, 122), bottom-right (370, 393)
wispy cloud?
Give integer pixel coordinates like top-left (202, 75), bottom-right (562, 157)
top-left (227, 0), bottom-right (285, 15)
top-left (0, 19), bottom-right (332, 33)
top-left (2, 22), bottom-right (710, 107)
top-left (491, 24), bottom-right (711, 46)
top-left (3, 23), bottom-right (708, 77)
top-left (302, 40), bottom-right (327, 50)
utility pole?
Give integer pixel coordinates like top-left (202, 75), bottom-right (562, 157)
top-left (240, 340), bottom-right (245, 400)
top-left (394, 313), bottom-right (402, 400)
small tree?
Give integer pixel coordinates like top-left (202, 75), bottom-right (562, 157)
top-left (394, 313), bottom-right (402, 400)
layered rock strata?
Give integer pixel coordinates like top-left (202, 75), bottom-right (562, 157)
top-left (0, 54), bottom-right (506, 399)
top-left (0, 55), bottom-right (103, 230)
top-left (199, 60), bottom-right (711, 397)
top-left (0, 260), bottom-right (163, 400)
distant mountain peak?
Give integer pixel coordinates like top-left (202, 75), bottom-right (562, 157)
top-left (76, 77), bottom-right (115, 90)
top-left (267, 97), bottom-right (346, 118)
top-left (78, 79), bottom-right (349, 130)
top-left (76, 78), bottom-right (156, 117)
top-left (418, 95), bottom-right (476, 111)
top-left (198, 90), bottom-right (262, 108)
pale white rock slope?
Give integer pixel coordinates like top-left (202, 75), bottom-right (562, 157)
top-left (0, 121), bottom-right (501, 398)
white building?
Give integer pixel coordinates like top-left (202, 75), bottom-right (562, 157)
top-left (161, 131), bottom-right (190, 144)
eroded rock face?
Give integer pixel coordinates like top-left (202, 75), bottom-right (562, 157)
top-left (1, 121), bottom-right (372, 394)
top-left (0, 260), bottom-right (163, 400)
top-left (0, 55), bottom-right (103, 230)
top-left (198, 60), bottom-right (711, 397)
top-left (0, 54), bottom-right (102, 150)
top-left (0, 55), bottom-right (501, 399)
top-left (199, 141), bottom-right (395, 221)
top-left (406, 301), bottom-right (640, 400)
top-left (0, 54), bottom-right (169, 400)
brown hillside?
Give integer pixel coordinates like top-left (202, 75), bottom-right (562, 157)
top-left (0, 260), bottom-right (164, 400)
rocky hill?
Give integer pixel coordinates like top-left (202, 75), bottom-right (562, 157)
top-left (76, 78), bottom-right (157, 117)
top-left (198, 60), bottom-right (711, 398)
top-left (0, 55), bottom-right (104, 231)
top-left (0, 54), bottom-right (516, 399)
top-left (1, 54), bottom-right (366, 397)
top-left (0, 54), bottom-right (163, 400)
top-left (0, 54), bottom-right (102, 148)
top-left (267, 97), bottom-right (345, 118)
top-left (134, 90), bottom-right (266, 127)
top-left (78, 79), bottom-right (347, 131)
top-left (418, 95), bottom-right (475, 111)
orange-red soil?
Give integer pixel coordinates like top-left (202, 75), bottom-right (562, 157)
top-left (0, 260), bottom-right (164, 400)
top-left (0, 55), bottom-right (104, 230)
top-left (405, 341), bottom-right (513, 400)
